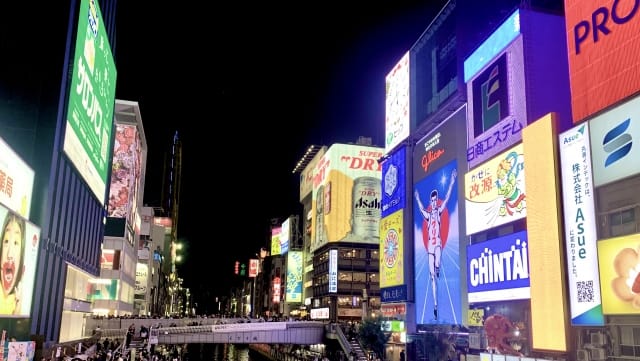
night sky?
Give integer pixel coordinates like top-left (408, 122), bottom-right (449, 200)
top-left (114, 0), bottom-right (448, 310)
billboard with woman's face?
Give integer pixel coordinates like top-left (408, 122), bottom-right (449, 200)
top-left (0, 205), bottom-right (40, 317)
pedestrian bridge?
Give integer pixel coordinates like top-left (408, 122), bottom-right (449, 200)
top-left (97, 321), bottom-right (326, 345)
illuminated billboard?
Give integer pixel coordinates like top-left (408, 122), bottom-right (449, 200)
top-left (382, 145), bottom-right (406, 218)
top-left (385, 51), bottom-right (411, 154)
top-left (559, 123), bottom-right (604, 326)
top-left (589, 95), bottom-right (640, 188)
top-left (286, 251), bottom-right (303, 303)
top-left (411, 0), bottom-right (459, 128)
top-left (565, 0), bottom-right (640, 122)
top-left (299, 147), bottom-right (326, 201)
top-left (0, 137), bottom-right (34, 218)
top-left (413, 159), bottom-right (461, 324)
top-left (0, 206), bottom-right (41, 317)
top-left (280, 218), bottom-right (290, 254)
top-left (63, 0), bottom-right (117, 205)
top-left (329, 249), bottom-right (338, 293)
top-left (108, 124), bottom-right (142, 221)
top-left (380, 209), bottom-right (404, 288)
top-left (464, 143), bottom-right (526, 235)
top-left (522, 114), bottom-right (568, 352)
top-left (311, 144), bottom-right (383, 252)
top-left (597, 234), bottom-right (640, 315)
top-left (467, 231), bottom-right (530, 303)
top-left (270, 227), bottom-right (282, 256)
top-left (466, 36), bottom-right (526, 169)
top-left (135, 263), bottom-right (148, 296)
top-left (413, 104), bottom-right (467, 184)
top-left (412, 105), bottom-right (466, 325)
top-left (90, 279), bottom-right (118, 301)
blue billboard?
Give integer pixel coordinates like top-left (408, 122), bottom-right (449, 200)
top-left (413, 159), bottom-right (461, 324)
top-left (467, 230), bottom-right (530, 303)
top-left (382, 145), bottom-right (406, 218)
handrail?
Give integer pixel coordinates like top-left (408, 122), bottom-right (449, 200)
top-left (326, 323), bottom-right (352, 355)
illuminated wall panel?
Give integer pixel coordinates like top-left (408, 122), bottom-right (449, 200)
top-left (522, 113), bottom-right (568, 352)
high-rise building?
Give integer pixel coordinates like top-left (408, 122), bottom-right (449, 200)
top-left (0, 0), bottom-right (120, 348)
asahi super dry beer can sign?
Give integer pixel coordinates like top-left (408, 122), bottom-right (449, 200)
top-left (311, 144), bottom-right (383, 252)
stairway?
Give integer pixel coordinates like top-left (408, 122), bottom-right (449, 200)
top-left (124, 337), bottom-right (148, 358)
top-left (348, 338), bottom-right (369, 361)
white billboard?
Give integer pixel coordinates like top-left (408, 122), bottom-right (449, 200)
top-left (0, 137), bottom-right (34, 218)
top-left (329, 249), bottom-right (338, 293)
top-left (589, 95), bottom-right (640, 187)
top-left (559, 123), bottom-right (604, 326)
top-left (385, 51), bottom-right (410, 154)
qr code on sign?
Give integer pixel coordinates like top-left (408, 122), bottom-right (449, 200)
top-left (577, 280), bottom-right (594, 303)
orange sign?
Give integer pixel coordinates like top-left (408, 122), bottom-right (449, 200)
top-left (565, 0), bottom-right (640, 122)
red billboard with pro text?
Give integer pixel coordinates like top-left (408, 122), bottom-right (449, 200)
top-left (565, 0), bottom-right (640, 122)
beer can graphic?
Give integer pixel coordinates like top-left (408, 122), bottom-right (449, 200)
top-left (350, 176), bottom-right (381, 240)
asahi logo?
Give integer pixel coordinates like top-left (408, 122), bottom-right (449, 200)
top-left (603, 118), bottom-right (632, 167)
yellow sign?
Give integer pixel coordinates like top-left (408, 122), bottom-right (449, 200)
top-left (598, 234), bottom-right (640, 315)
top-left (468, 308), bottom-right (484, 326)
top-left (380, 209), bottom-right (404, 287)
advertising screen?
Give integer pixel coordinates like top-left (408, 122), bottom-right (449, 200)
top-left (597, 234), bottom-right (640, 315)
top-left (286, 251), bottom-right (303, 303)
top-left (413, 159), bottom-right (461, 324)
top-left (380, 209), bottom-right (404, 288)
top-left (135, 263), bottom-right (148, 296)
top-left (464, 143), bottom-right (526, 235)
top-left (463, 9), bottom-right (521, 83)
top-left (248, 259), bottom-right (259, 278)
top-left (0, 136), bottom-right (34, 218)
top-left (329, 249), bottom-right (338, 293)
top-left (413, 104), bottom-right (466, 184)
top-left (466, 36), bottom-right (527, 169)
top-left (108, 124), bottom-right (141, 221)
top-left (467, 231), bottom-right (530, 303)
top-left (299, 147), bottom-right (326, 201)
top-left (522, 114), bottom-right (568, 352)
top-left (0, 206), bottom-right (40, 317)
top-left (559, 123), bottom-right (604, 326)
top-left (411, 0), bottom-right (458, 128)
top-left (565, 0), bottom-right (640, 122)
top-left (382, 145), bottom-right (406, 218)
top-left (90, 279), bottom-right (118, 301)
top-left (589, 95), bottom-right (640, 188)
top-left (63, 0), bottom-right (117, 205)
top-left (385, 51), bottom-right (411, 154)
top-left (311, 144), bottom-right (383, 252)
top-left (270, 227), bottom-right (282, 256)
top-left (6, 341), bottom-right (35, 361)
top-left (280, 218), bottom-right (290, 254)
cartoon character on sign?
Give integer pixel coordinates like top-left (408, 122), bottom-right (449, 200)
top-left (611, 246), bottom-right (640, 308)
top-left (414, 168), bottom-right (456, 320)
top-left (494, 151), bottom-right (525, 217)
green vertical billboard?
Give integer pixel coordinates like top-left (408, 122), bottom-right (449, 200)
top-left (63, 0), bottom-right (117, 205)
